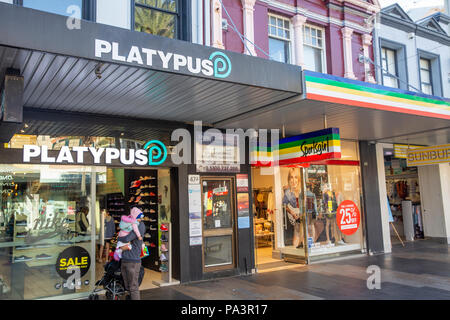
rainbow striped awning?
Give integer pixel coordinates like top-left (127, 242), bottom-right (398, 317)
top-left (251, 128), bottom-right (341, 166)
top-left (305, 71), bottom-right (450, 120)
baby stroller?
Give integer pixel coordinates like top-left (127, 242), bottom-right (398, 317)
top-left (89, 260), bottom-right (145, 300)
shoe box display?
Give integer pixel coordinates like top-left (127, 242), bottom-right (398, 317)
top-left (159, 224), bottom-right (169, 273)
top-left (106, 192), bottom-right (125, 233)
top-left (124, 169), bottom-right (160, 271)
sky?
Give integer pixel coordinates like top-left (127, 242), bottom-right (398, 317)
top-left (378, 0), bottom-right (444, 10)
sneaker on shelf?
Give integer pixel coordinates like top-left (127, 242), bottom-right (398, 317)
top-left (144, 233), bottom-right (151, 238)
top-left (134, 196), bottom-right (142, 203)
top-left (143, 209), bottom-right (149, 213)
top-left (58, 241), bottom-right (72, 246)
top-left (159, 264), bottom-right (168, 272)
top-left (36, 254), bottom-right (52, 260)
top-left (160, 244), bottom-right (168, 252)
top-left (149, 176), bottom-right (156, 180)
top-left (149, 209), bottom-right (156, 214)
top-left (128, 197), bottom-right (135, 203)
top-left (14, 255), bottom-right (33, 263)
top-left (149, 226), bottom-right (157, 231)
top-left (144, 241), bottom-right (151, 246)
top-left (149, 242), bottom-right (156, 248)
top-left (35, 243), bottom-right (52, 248)
top-left (143, 216), bottom-right (150, 221)
top-left (15, 232), bottom-right (28, 238)
top-left (160, 253), bottom-right (168, 262)
top-left (135, 189), bottom-right (142, 196)
top-left (148, 185), bottom-right (156, 188)
top-left (15, 245), bottom-right (33, 250)
top-left (149, 201), bottom-right (157, 205)
top-left (149, 192), bottom-right (156, 196)
top-left (139, 176), bottom-right (145, 181)
top-left (138, 201), bottom-right (146, 205)
top-left (131, 180), bottom-right (142, 188)
top-left (160, 224), bottom-right (168, 232)
top-left (149, 218), bottom-right (157, 222)
top-left (160, 234), bottom-right (168, 242)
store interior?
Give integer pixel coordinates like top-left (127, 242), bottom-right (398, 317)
top-left (384, 148), bottom-right (424, 244)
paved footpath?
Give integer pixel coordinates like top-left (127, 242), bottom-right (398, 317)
top-left (138, 239), bottom-right (450, 300)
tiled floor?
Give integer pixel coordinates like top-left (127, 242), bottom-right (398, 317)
top-left (139, 239), bottom-right (450, 300)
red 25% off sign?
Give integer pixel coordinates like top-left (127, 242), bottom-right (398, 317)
top-left (336, 200), bottom-right (360, 235)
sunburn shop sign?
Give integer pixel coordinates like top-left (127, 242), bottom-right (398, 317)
top-left (22, 140), bottom-right (167, 166)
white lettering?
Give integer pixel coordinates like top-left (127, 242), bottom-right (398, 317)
top-left (41, 146), bottom-right (56, 163)
top-left (142, 48), bottom-right (157, 66)
top-left (23, 145), bottom-right (40, 162)
top-left (158, 51), bottom-right (173, 69)
top-left (120, 149), bottom-right (135, 165)
top-left (56, 146), bottom-right (74, 163)
top-left (112, 42), bottom-right (126, 62)
top-left (127, 46), bottom-right (143, 65)
top-left (173, 54), bottom-right (187, 71)
top-left (89, 147), bottom-right (105, 164)
top-left (72, 147), bottom-right (88, 163)
top-left (187, 57), bottom-right (202, 74)
top-left (201, 59), bottom-right (213, 76)
top-left (135, 150), bottom-right (148, 166)
top-left (95, 39), bottom-right (111, 58)
top-left (105, 148), bottom-right (120, 164)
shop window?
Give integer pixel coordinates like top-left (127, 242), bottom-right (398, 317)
top-left (134, 0), bottom-right (179, 39)
top-left (381, 47), bottom-right (399, 88)
top-left (303, 24), bottom-right (325, 73)
top-left (0, 164), bottom-right (96, 299)
top-left (268, 14), bottom-right (291, 64)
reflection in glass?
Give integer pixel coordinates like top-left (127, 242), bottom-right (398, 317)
top-left (23, 0), bottom-right (82, 18)
top-left (135, 6), bottom-right (177, 38)
top-left (204, 236), bottom-right (232, 267)
top-left (202, 180), bottom-right (232, 230)
top-left (0, 165), bottom-right (94, 299)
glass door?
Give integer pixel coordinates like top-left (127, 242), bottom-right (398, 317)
top-left (201, 177), bottom-right (236, 272)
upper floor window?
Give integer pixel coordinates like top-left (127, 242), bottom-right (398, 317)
top-left (20, 0), bottom-right (83, 19)
top-left (303, 24), bottom-right (325, 73)
top-left (134, 0), bottom-right (178, 39)
top-left (381, 47), bottom-right (399, 88)
top-left (268, 15), bottom-right (291, 63)
top-left (419, 58), bottom-right (432, 95)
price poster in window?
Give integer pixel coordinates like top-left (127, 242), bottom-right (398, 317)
top-left (336, 200), bottom-right (360, 235)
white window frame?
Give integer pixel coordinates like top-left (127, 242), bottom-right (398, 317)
top-left (268, 13), bottom-right (292, 64)
top-left (419, 58), bottom-right (433, 95)
top-left (302, 24), bottom-right (327, 73)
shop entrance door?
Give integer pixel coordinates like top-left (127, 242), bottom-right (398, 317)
top-left (200, 177), bottom-right (237, 272)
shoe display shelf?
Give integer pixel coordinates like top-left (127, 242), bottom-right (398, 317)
top-left (106, 192), bottom-right (125, 233)
top-left (124, 169), bottom-right (159, 271)
top-left (153, 222), bottom-right (179, 287)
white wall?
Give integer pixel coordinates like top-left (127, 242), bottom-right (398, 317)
top-left (418, 164), bottom-right (450, 243)
top-left (96, 0), bottom-right (131, 30)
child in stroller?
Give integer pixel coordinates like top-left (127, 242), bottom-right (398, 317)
top-left (89, 259), bottom-right (145, 300)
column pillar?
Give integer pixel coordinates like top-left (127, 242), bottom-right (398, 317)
top-left (291, 14), bottom-right (307, 67)
top-left (241, 0), bottom-right (256, 56)
top-left (211, 0), bottom-right (224, 49)
top-left (362, 34), bottom-right (376, 83)
top-left (341, 27), bottom-right (356, 79)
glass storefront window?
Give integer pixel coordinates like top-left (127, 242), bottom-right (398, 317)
top-left (0, 164), bottom-right (96, 299)
top-left (134, 0), bottom-right (178, 39)
top-left (201, 178), bottom-right (236, 271)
